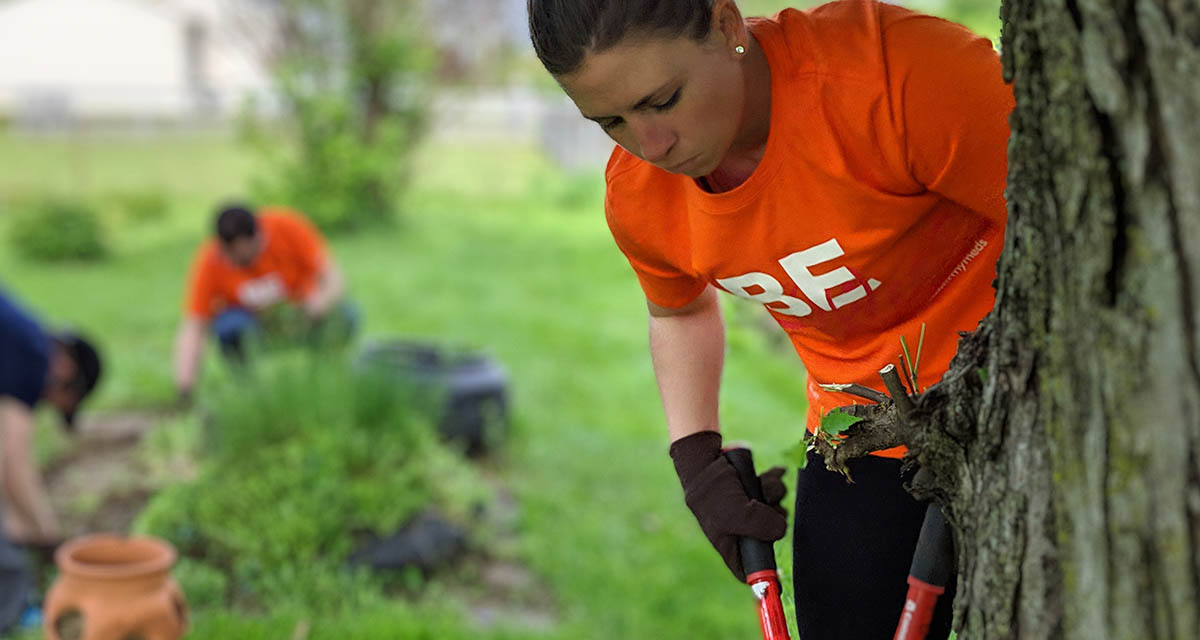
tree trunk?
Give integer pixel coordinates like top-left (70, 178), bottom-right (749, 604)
top-left (915, 0), bottom-right (1200, 637)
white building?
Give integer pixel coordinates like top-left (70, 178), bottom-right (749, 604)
top-left (0, 0), bottom-right (272, 127)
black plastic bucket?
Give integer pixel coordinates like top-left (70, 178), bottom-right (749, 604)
top-left (355, 340), bottom-right (509, 456)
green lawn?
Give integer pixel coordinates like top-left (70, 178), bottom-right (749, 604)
top-left (0, 131), bottom-right (809, 638)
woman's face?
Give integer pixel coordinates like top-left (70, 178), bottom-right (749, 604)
top-left (558, 31), bottom-right (746, 178)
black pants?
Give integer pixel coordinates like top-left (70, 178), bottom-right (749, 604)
top-left (792, 453), bottom-right (955, 639)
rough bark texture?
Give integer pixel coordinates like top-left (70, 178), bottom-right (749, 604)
top-left (905, 0), bottom-right (1200, 636)
top-left (830, 0), bottom-right (1200, 637)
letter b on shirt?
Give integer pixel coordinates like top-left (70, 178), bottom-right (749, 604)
top-left (716, 238), bottom-right (879, 317)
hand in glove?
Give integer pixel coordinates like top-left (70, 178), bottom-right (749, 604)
top-left (670, 430), bottom-right (788, 582)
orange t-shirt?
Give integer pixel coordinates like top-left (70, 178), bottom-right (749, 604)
top-left (185, 208), bottom-right (329, 320)
top-left (604, 0), bottom-right (1014, 458)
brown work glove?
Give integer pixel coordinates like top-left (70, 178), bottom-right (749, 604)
top-left (670, 430), bottom-right (788, 582)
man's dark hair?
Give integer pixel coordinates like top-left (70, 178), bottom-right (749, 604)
top-left (215, 203), bottom-right (258, 244)
top-left (50, 332), bottom-right (102, 431)
top-left (528, 0), bottom-right (715, 76)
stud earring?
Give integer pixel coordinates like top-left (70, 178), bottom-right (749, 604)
top-left (735, 45), bottom-right (746, 54)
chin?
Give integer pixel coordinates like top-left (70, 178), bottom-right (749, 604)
top-left (663, 153), bottom-right (715, 178)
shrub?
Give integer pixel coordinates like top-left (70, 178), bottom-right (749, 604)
top-left (243, 1), bottom-right (432, 232)
top-left (134, 353), bottom-right (490, 612)
top-left (109, 189), bottom-right (170, 223)
top-left (7, 199), bottom-right (108, 261)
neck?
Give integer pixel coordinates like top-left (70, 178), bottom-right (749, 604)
top-left (702, 33), bottom-right (772, 192)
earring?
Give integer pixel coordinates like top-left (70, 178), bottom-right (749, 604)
top-left (735, 45), bottom-right (746, 54)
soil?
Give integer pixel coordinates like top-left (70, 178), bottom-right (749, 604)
top-left (43, 410), bottom-right (163, 538)
top-left (38, 412), bottom-right (559, 631)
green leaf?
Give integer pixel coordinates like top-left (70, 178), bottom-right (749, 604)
top-left (820, 408), bottom-right (864, 436)
top-left (977, 367), bottom-right (989, 384)
top-left (783, 437), bottom-right (812, 470)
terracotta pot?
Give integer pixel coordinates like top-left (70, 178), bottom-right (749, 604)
top-left (44, 534), bottom-right (187, 640)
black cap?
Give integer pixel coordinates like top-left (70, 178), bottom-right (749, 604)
top-left (51, 332), bottom-right (102, 429)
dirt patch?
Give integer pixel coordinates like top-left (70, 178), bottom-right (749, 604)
top-left (44, 410), bottom-right (164, 537)
top-left (459, 469), bottom-right (558, 631)
top-left (39, 412), bottom-right (560, 630)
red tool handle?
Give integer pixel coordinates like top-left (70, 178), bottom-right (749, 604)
top-left (724, 447), bottom-right (792, 640)
top-left (747, 570), bottom-right (791, 640)
top-left (894, 494), bottom-right (954, 640)
top-left (893, 576), bottom-right (945, 640)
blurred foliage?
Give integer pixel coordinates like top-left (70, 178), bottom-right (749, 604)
top-left (1, 136), bottom-right (811, 638)
top-left (242, 0), bottom-right (433, 232)
top-left (739, 0), bottom-right (1000, 39)
top-left (107, 188), bottom-right (170, 223)
top-left (6, 198), bottom-right (108, 262)
top-left (134, 352), bottom-right (491, 613)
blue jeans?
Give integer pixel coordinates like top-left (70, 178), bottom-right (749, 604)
top-left (0, 522), bottom-right (31, 634)
top-left (212, 302), bottom-right (360, 360)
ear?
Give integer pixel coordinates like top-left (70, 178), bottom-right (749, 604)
top-left (49, 346), bottom-right (77, 381)
top-left (711, 0), bottom-right (748, 55)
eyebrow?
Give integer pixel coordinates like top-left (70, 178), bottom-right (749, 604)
top-left (581, 81), bottom-right (676, 123)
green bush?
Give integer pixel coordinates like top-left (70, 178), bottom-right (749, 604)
top-left (7, 199), bottom-right (108, 261)
top-left (174, 559), bottom-right (229, 610)
top-left (109, 189), bottom-right (170, 222)
top-left (243, 2), bottom-right (432, 232)
top-left (134, 353), bottom-right (490, 613)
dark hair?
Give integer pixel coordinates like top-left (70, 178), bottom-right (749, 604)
top-left (50, 331), bottom-right (102, 431)
top-left (528, 0), bottom-right (715, 76)
top-left (215, 203), bottom-right (258, 244)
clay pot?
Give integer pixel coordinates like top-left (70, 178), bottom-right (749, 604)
top-left (44, 534), bottom-right (187, 640)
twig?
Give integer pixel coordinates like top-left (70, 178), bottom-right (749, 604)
top-left (879, 364), bottom-right (915, 419)
top-left (914, 323), bottom-right (926, 392)
top-left (818, 382), bottom-right (891, 404)
top-left (900, 337), bottom-right (916, 391)
top-left (898, 352), bottom-right (917, 396)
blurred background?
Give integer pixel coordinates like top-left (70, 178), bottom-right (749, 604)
top-left (0, 0), bottom-right (997, 638)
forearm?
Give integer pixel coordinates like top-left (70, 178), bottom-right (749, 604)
top-left (306, 262), bottom-right (345, 316)
top-left (3, 453), bottom-right (54, 530)
top-left (648, 286), bottom-right (725, 443)
top-left (173, 318), bottom-right (205, 392)
top-left (0, 401), bottom-right (56, 535)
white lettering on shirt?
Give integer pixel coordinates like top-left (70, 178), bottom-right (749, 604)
top-left (718, 238), bottom-right (879, 317)
top-left (238, 274), bottom-right (285, 309)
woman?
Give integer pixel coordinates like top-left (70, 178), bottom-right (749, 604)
top-left (527, 0), bottom-right (1012, 637)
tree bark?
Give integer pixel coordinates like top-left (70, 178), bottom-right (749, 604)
top-left (906, 0), bottom-right (1200, 637)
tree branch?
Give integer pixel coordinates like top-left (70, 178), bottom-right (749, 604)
top-left (817, 382), bottom-right (891, 404)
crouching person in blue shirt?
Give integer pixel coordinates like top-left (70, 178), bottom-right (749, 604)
top-left (0, 289), bottom-right (102, 633)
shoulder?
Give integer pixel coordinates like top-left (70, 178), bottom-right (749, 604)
top-left (191, 240), bottom-right (220, 269)
top-left (259, 207), bottom-right (310, 231)
top-left (768, 0), bottom-right (891, 72)
top-left (765, 1), bottom-right (983, 79)
top-left (880, 8), bottom-right (997, 72)
top-left (0, 293), bottom-right (46, 345)
top-left (259, 208), bottom-right (324, 243)
top-left (0, 294), bottom-right (50, 406)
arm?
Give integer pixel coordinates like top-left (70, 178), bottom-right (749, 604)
top-left (648, 285), bottom-right (725, 443)
top-left (0, 398), bottom-right (59, 542)
top-left (173, 316), bottom-right (207, 396)
top-left (651, 286), bottom-right (789, 582)
top-left (302, 258), bottom-right (346, 319)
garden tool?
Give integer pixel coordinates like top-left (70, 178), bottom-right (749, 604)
top-left (894, 470), bottom-right (954, 640)
top-left (723, 447), bottom-right (791, 640)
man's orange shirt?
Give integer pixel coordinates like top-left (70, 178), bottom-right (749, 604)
top-left (605, 0), bottom-right (1014, 458)
top-left (185, 208), bottom-right (328, 321)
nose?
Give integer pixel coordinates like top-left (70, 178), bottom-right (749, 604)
top-left (630, 118), bottom-right (676, 164)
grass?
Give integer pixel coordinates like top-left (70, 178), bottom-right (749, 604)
top-left (0, 130), bottom-right (809, 638)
